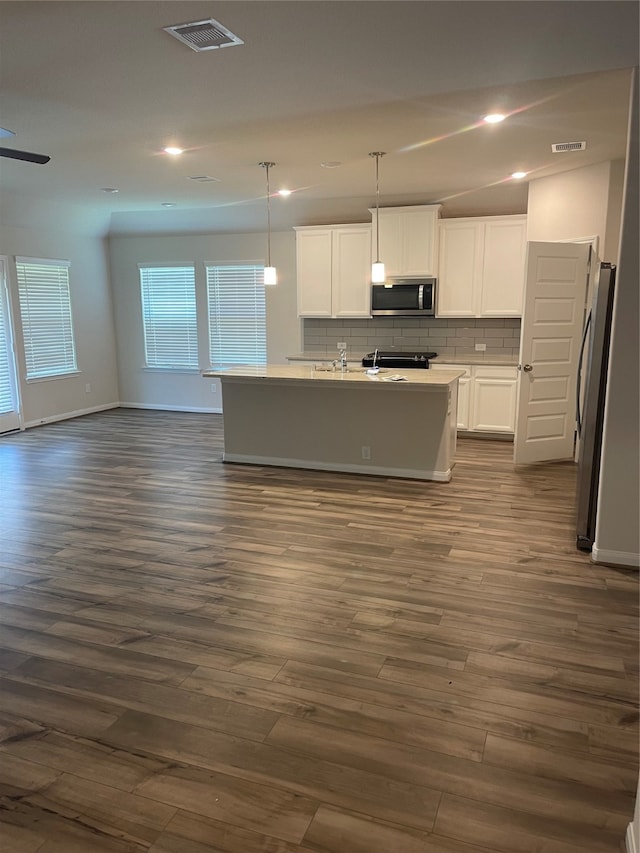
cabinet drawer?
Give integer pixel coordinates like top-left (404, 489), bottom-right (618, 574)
top-left (473, 366), bottom-right (518, 381)
top-left (433, 363), bottom-right (472, 378)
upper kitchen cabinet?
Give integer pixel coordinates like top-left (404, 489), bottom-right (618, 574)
top-left (295, 224), bottom-right (372, 318)
top-left (369, 205), bottom-right (442, 278)
top-left (437, 215), bottom-right (527, 317)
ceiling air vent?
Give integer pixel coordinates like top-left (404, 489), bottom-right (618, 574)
top-left (163, 19), bottom-right (244, 52)
top-left (551, 141), bottom-right (587, 153)
top-left (187, 175), bottom-right (220, 183)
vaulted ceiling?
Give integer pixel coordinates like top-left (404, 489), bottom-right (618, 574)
top-left (0, 1), bottom-right (637, 235)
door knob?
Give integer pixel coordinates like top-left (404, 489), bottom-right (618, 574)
top-left (523, 364), bottom-right (533, 372)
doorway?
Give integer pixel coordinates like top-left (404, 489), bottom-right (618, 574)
top-left (0, 257), bottom-right (21, 433)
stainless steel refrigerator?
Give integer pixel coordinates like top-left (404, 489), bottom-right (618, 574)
top-left (576, 262), bottom-right (616, 551)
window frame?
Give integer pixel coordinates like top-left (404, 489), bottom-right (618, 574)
top-left (138, 263), bottom-right (199, 371)
top-left (206, 262), bottom-right (267, 368)
top-left (15, 256), bottom-right (79, 382)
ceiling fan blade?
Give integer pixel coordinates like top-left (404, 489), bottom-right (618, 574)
top-left (0, 147), bottom-right (50, 164)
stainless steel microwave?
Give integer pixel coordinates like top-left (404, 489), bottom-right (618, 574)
top-left (371, 279), bottom-right (436, 316)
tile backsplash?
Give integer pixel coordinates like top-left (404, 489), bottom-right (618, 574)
top-left (303, 317), bottom-right (521, 357)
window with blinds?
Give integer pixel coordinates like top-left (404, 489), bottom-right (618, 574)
top-left (206, 264), bottom-right (266, 366)
top-left (139, 265), bottom-right (198, 368)
top-left (16, 257), bottom-right (78, 380)
top-left (0, 285), bottom-right (15, 414)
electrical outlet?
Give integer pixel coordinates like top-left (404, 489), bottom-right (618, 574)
top-left (211, 383), bottom-right (217, 393)
top-left (337, 342), bottom-right (347, 350)
top-left (85, 383), bottom-right (91, 393)
top-left (361, 445), bottom-right (371, 460)
top-left (475, 343), bottom-right (487, 351)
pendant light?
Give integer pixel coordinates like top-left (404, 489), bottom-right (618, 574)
top-left (259, 161), bottom-right (277, 285)
top-left (369, 152), bottom-right (386, 283)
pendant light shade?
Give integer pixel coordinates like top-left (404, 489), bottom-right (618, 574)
top-left (369, 152), bottom-right (386, 284)
top-left (371, 262), bottom-right (386, 283)
top-left (259, 161), bottom-right (277, 286)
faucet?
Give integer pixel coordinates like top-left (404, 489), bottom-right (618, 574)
top-left (339, 348), bottom-right (347, 371)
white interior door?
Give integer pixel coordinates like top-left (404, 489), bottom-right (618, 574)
top-left (514, 241), bottom-right (590, 465)
top-left (0, 258), bottom-right (21, 434)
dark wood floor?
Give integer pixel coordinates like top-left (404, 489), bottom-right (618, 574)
top-left (0, 408), bottom-right (637, 853)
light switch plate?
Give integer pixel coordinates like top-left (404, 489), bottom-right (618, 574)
top-left (475, 343), bottom-right (487, 351)
top-left (337, 341), bottom-right (347, 349)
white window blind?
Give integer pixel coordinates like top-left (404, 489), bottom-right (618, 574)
top-left (139, 265), bottom-right (198, 368)
top-left (16, 257), bottom-right (77, 380)
top-left (206, 264), bottom-right (266, 366)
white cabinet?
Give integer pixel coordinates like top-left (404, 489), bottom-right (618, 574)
top-left (433, 364), bottom-right (518, 434)
top-left (437, 215), bottom-right (527, 318)
top-left (436, 222), bottom-right (481, 318)
top-left (295, 224), bottom-right (371, 318)
top-left (369, 205), bottom-right (441, 278)
top-left (471, 366), bottom-right (518, 432)
top-left (296, 228), bottom-right (332, 316)
top-left (437, 365), bottom-right (472, 429)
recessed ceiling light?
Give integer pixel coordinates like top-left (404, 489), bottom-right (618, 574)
top-left (163, 146), bottom-right (184, 156)
top-left (511, 171), bottom-right (528, 179)
top-left (483, 114), bottom-right (506, 124)
top-left (161, 202), bottom-right (177, 208)
top-left (320, 161), bottom-right (341, 169)
top-left (278, 189), bottom-right (292, 197)
top-left (101, 187), bottom-right (119, 193)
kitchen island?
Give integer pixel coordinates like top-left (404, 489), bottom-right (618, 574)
top-left (203, 365), bottom-right (464, 481)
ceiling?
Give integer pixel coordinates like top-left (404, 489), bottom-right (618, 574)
top-left (0, 1), bottom-right (637, 236)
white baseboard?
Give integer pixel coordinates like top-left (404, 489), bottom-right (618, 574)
top-left (24, 402), bottom-right (120, 428)
top-left (24, 401), bottom-right (224, 428)
top-left (119, 402), bottom-right (223, 414)
top-left (591, 546), bottom-right (640, 569)
top-left (627, 820), bottom-right (638, 853)
top-left (222, 452), bottom-right (451, 481)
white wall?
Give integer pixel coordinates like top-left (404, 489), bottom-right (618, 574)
top-left (526, 160), bottom-right (621, 259)
top-left (595, 69), bottom-right (639, 569)
top-left (108, 230), bottom-right (300, 411)
top-left (527, 147), bottom-right (639, 569)
top-left (604, 160), bottom-right (625, 264)
top-left (0, 200), bottom-right (119, 426)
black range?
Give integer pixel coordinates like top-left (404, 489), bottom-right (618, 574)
top-left (361, 351), bottom-right (438, 369)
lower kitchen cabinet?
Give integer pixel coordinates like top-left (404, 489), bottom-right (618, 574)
top-left (434, 364), bottom-right (518, 433)
top-left (471, 365), bottom-right (518, 432)
top-left (439, 365), bottom-right (472, 429)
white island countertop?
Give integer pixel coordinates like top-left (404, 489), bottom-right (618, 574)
top-left (203, 364), bottom-right (465, 386)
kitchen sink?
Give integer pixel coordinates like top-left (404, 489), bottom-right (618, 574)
top-left (313, 365), bottom-right (367, 373)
